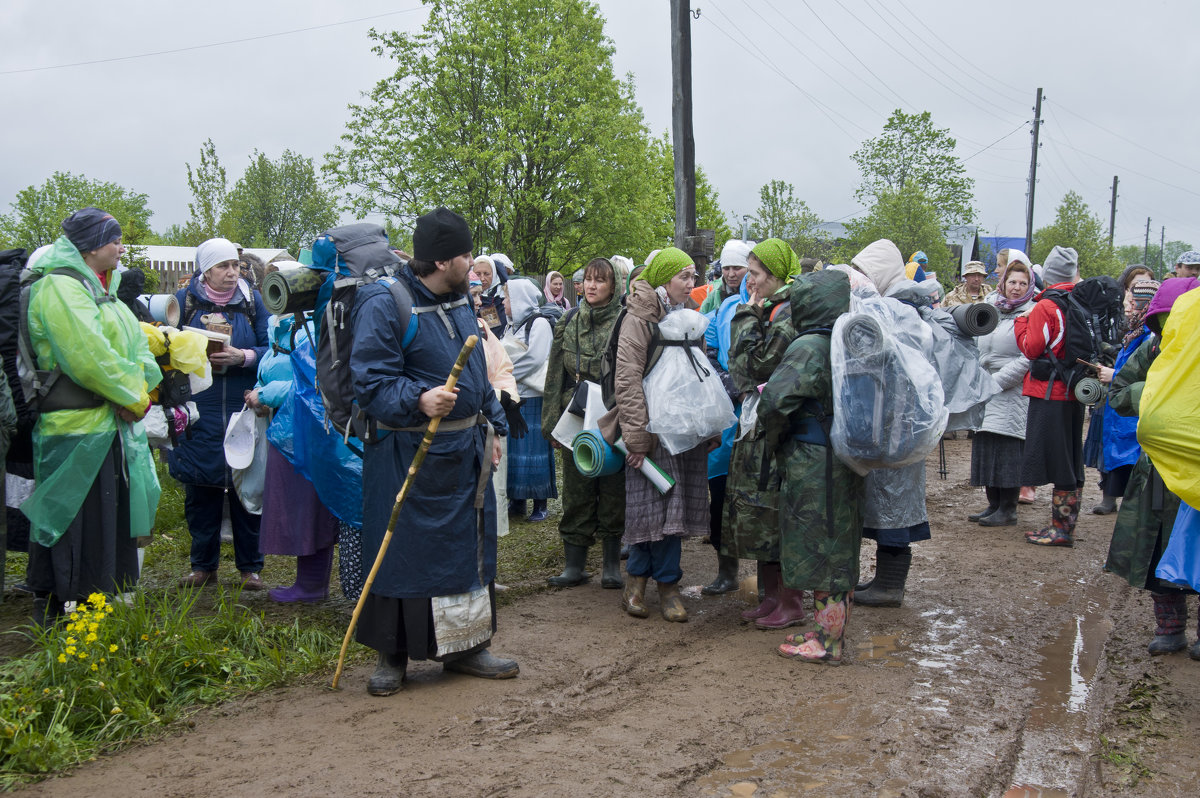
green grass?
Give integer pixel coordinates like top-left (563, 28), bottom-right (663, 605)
top-left (0, 450), bottom-right (577, 787)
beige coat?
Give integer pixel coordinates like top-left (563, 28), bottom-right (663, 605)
top-left (598, 279), bottom-right (665, 455)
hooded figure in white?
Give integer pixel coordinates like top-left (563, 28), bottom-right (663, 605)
top-left (849, 239), bottom-right (998, 609)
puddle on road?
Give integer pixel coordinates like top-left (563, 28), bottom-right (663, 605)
top-left (697, 577), bottom-right (1113, 795)
top-left (1005, 581), bottom-right (1113, 793)
top-left (1003, 786), bottom-right (1071, 798)
top-left (695, 693), bottom-right (899, 797)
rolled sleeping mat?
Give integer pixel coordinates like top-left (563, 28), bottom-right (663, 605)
top-left (841, 314), bottom-right (888, 364)
top-left (1074, 376), bottom-right (1106, 406)
top-left (949, 302), bottom-right (999, 337)
top-left (572, 429), bottom-right (625, 477)
top-left (139, 294), bottom-right (180, 326)
top-left (262, 266), bottom-right (327, 315)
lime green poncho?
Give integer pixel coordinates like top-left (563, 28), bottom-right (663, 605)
top-left (22, 236), bottom-right (162, 547)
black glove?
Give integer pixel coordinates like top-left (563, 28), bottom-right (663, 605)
top-left (500, 392), bottom-right (528, 439)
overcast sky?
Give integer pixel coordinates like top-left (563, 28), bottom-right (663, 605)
top-left (3, 0), bottom-right (1198, 258)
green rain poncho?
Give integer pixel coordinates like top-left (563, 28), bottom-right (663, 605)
top-left (22, 236), bottom-right (162, 547)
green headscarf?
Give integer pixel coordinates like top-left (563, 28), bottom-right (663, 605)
top-left (643, 247), bottom-right (693, 288)
top-left (751, 238), bottom-right (801, 281)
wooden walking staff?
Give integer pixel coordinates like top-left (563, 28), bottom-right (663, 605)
top-left (331, 334), bottom-right (479, 689)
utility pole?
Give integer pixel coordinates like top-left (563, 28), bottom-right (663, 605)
top-left (670, 0), bottom-right (696, 252)
top-left (1108, 175), bottom-right (1119, 250)
top-left (1024, 87), bottom-right (1043, 254)
top-left (1160, 226), bottom-right (1166, 276)
top-left (1144, 217), bottom-right (1151, 266)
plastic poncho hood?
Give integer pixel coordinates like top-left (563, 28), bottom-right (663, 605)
top-left (22, 236), bottom-right (162, 546)
top-left (851, 239), bottom-right (905, 296)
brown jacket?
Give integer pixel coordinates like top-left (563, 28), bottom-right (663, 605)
top-left (598, 279), bottom-right (665, 455)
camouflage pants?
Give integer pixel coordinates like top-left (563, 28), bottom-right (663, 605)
top-left (559, 458), bottom-right (625, 548)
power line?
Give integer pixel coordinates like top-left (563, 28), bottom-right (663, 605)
top-left (788, 0), bottom-right (915, 110)
top-left (833, 0), bottom-right (1009, 122)
top-left (736, 0), bottom-right (888, 120)
top-left (962, 122), bottom-right (1028, 162)
top-left (0, 6), bottom-right (426, 76)
top-left (698, 5), bottom-right (866, 139)
top-left (1052, 138), bottom-right (1200, 200)
top-left (890, 0), bottom-right (1029, 104)
top-left (1052, 100), bottom-right (1200, 178)
top-left (864, 0), bottom-right (1022, 109)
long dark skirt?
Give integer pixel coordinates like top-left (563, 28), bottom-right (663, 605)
top-left (1020, 397), bottom-right (1085, 489)
top-left (355, 584), bottom-right (497, 661)
top-left (970, 432), bottom-right (1025, 488)
top-left (26, 440), bottom-right (138, 601)
top-left (258, 444), bottom-right (339, 556)
top-left (507, 396), bottom-right (557, 500)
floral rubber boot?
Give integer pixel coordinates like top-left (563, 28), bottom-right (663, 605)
top-left (777, 591), bottom-right (848, 665)
top-left (1026, 488), bottom-right (1077, 546)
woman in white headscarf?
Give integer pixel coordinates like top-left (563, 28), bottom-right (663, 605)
top-left (169, 238), bottom-right (270, 590)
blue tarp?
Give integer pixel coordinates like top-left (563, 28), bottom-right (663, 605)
top-left (978, 237), bottom-right (1029, 273)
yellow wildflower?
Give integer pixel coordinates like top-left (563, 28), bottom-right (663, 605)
top-left (109, 644), bottom-right (118, 653)
top-left (66, 637), bottom-right (76, 645)
top-left (141, 634), bottom-right (149, 641)
top-left (69, 612), bottom-right (79, 622)
top-left (78, 651), bottom-right (88, 659)
top-left (65, 646), bottom-right (76, 655)
top-left (90, 662), bottom-right (98, 671)
top-left (85, 633), bottom-right (98, 644)
top-left (105, 605), bottom-right (114, 614)
top-left (110, 707), bottom-right (122, 715)
top-left (57, 654), bottom-right (67, 663)
top-left (88, 623), bottom-right (99, 633)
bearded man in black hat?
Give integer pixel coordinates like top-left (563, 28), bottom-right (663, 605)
top-left (349, 207), bottom-right (515, 695)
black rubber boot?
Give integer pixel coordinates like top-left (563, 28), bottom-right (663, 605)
top-left (701, 554), bottom-right (740, 595)
top-left (979, 488), bottom-right (1019, 527)
top-left (443, 648), bottom-right (519, 679)
top-left (968, 487), bottom-right (999, 522)
top-left (853, 548), bottom-right (912, 607)
top-left (600, 537), bottom-right (623, 589)
top-left (1092, 493), bottom-right (1119, 515)
top-left (32, 594), bottom-right (64, 630)
top-left (367, 652), bottom-right (407, 696)
top-left (547, 543), bottom-right (592, 587)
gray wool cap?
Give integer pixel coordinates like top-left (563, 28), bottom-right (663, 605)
top-left (1042, 246), bottom-right (1079, 285)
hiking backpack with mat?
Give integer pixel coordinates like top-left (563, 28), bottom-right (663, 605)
top-left (1028, 274), bottom-right (1123, 399)
top-left (309, 223), bottom-right (413, 446)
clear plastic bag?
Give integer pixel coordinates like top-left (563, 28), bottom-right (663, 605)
top-left (644, 309), bottom-right (736, 456)
top-left (830, 296), bottom-right (947, 476)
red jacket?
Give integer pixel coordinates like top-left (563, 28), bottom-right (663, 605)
top-left (1013, 282), bottom-right (1074, 401)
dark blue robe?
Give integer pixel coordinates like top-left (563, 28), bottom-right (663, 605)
top-left (350, 267), bottom-right (507, 599)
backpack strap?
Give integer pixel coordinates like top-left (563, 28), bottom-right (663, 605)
top-left (19, 268), bottom-right (111, 412)
top-left (412, 295), bottom-right (469, 340)
top-left (374, 276), bottom-right (417, 350)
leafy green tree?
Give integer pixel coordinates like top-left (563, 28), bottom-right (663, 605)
top-left (325, 0), bottom-right (660, 274)
top-left (226, 149), bottom-right (339, 252)
top-left (852, 109), bottom-right (976, 226)
top-left (183, 138), bottom-right (232, 244)
top-left (835, 187), bottom-right (952, 276)
top-left (643, 133), bottom-right (731, 259)
top-left (1031, 191), bottom-right (1120, 278)
top-left (749, 180), bottom-right (822, 256)
top-left (0, 171), bottom-right (153, 270)
top-left (1115, 239), bottom-right (1192, 277)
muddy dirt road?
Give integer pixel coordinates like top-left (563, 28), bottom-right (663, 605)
top-left (22, 439), bottom-right (1200, 797)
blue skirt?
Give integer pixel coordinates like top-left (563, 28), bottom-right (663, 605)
top-left (507, 396), bottom-right (558, 500)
